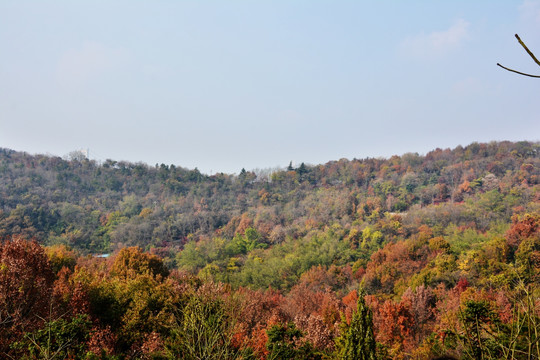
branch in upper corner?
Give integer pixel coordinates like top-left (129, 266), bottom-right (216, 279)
top-left (497, 63), bottom-right (540, 78)
top-left (515, 34), bottom-right (540, 67)
top-left (497, 34), bottom-right (540, 77)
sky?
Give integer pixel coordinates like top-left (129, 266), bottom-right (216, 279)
top-left (1, 1), bottom-right (539, 175)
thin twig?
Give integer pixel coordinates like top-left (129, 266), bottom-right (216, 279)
top-left (497, 63), bottom-right (540, 78)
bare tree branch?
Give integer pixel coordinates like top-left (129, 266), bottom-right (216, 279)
top-left (497, 63), bottom-right (540, 78)
top-left (515, 34), bottom-right (540, 67)
top-left (498, 34), bottom-right (540, 77)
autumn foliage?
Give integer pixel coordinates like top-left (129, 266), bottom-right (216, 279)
top-left (0, 141), bottom-right (539, 358)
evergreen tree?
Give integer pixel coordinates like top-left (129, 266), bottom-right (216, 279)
top-left (335, 288), bottom-right (376, 360)
top-left (287, 161), bottom-right (294, 171)
top-left (298, 162), bottom-right (307, 174)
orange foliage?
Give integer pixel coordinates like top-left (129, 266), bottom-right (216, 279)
top-left (233, 287), bottom-right (286, 358)
top-left (364, 238), bottom-right (432, 294)
top-left (374, 299), bottom-right (415, 350)
top-left (506, 213), bottom-right (540, 249)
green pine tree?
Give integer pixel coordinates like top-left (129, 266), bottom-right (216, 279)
top-left (287, 161), bottom-right (294, 171)
top-left (335, 288), bottom-right (376, 360)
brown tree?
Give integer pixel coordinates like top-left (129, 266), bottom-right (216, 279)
top-left (0, 236), bottom-right (55, 355)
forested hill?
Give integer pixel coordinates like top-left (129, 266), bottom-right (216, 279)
top-left (1, 140), bottom-right (540, 359)
top-left (0, 141), bottom-right (538, 259)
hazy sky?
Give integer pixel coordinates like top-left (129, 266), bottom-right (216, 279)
top-left (1, 1), bottom-right (539, 174)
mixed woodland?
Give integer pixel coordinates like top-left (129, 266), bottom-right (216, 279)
top-left (0, 140), bottom-right (539, 359)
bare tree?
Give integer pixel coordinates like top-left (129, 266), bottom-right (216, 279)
top-left (498, 34), bottom-right (540, 78)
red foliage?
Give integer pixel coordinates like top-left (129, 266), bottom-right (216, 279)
top-left (233, 287), bottom-right (286, 358)
top-left (373, 299), bottom-right (415, 351)
top-left (342, 290), bottom-right (359, 322)
top-left (249, 327), bottom-right (269, 358)
top-left (0, 236), bottom-right (54, 353)
top-left (140, 331), bottom-right (166, 358)
top-left (297, 265), bottom-right (352, 293)
top-left (454, 278), bottom-right (470, 293)
top-left (495, 291), bottom-right (513, 324)
top-left (52, 267), bottom-right (91, 316)
top-left (506, 213), bottom-right (540, 249)
top-left (87, 325), bottom-right (117, 356)
top-left (236, 213), bottom-right (254, 236)
top-left (286, 285), bottom-right (342, 351)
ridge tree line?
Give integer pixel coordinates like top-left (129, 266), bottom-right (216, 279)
top-left (0, 140), bottom-right (537, 256)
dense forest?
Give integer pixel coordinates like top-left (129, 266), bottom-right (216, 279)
top-left (0, 140), bottom-right (539, 359)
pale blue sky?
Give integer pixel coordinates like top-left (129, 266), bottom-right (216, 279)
top-left (1, 1), bottom-right (539, 174)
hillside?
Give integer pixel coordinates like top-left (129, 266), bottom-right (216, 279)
top-left (1, 140), bottom-right (539, 359)
top-left (1, 141), bottom-right (538, 252)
